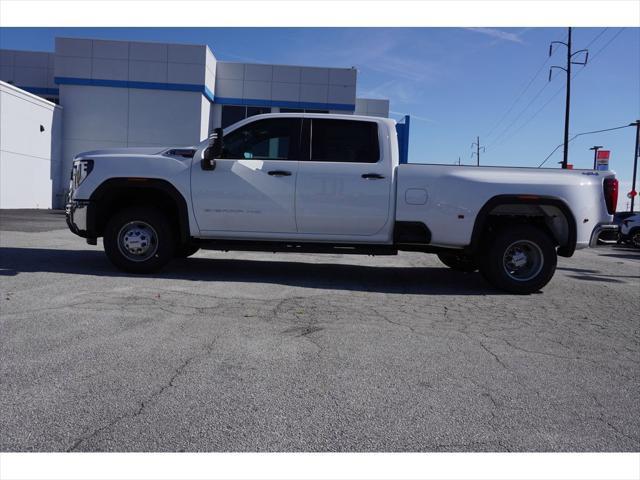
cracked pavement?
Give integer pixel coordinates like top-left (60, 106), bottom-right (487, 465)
top-left (0, 210), bottom-right (639, 452)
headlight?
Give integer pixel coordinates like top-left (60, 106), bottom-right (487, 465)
top-left (70, 159), bottom-right (94, 189)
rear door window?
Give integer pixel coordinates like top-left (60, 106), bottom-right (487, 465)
top-left (310, 119), bottom-right (379, 163)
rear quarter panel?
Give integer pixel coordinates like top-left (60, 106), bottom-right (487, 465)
top-left (396, 164), bottom-right (614, 248)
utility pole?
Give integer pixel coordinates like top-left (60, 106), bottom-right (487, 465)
top-left (630, 120), bottom-right (640, 212)
top-left (549, 27), bottom-right (589, 169)
top-left (590, 145), bottom-right (603, 170)
top-left (471, 136), bottom-right (485, 166)
top-left (563, 27), bottom-right (572, 170)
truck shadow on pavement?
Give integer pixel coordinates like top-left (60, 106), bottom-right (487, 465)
top-left (596, 243), bottom-right (640, 261)
top-left (0, 246), bottom-right (502, 295)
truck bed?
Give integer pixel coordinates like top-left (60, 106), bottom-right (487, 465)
top-left (395, 164), bottom-right (614, 249)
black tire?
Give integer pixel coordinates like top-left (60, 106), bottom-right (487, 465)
top-left (103, 206), bottom-right (175, 273)
top-left (629, 228), bottom-right (640, 249)
top-left (175, 244), bottom-right (200, 258)
top-left (478, 225), bottom-right (557, 294)
top-left (437, 252), bottom-right (478, 272)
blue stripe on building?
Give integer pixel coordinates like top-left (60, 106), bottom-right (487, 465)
top-left (55, 77), bottom-right (203, 92)
top-left (54, 77), bottom-right (354, 111)
top-left (212, 96), bottom-right (354, 111)
top-left (17, 86), bottom-right (60, 96)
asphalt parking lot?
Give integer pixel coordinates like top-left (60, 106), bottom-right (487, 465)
top-left (1, 209), bottom-right (638, 452)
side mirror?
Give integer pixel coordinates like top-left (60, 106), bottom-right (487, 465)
top-left (202, 127), bottom-right (223, 171)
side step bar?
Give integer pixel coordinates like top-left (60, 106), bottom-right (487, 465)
top-left (195, 239), bottom-right (398, 256)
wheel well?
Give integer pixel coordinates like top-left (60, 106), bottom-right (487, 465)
top-left (470, 196), bottom-right (577, 257)
top-left (89, 179), bottom-right (189, 244)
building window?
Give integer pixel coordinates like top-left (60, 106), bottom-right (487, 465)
top-left (221, 105), bottom-right (271, 128)
top-left (310, 119), bottom-right (379, 163)
top-left (221, 106), bottom-right (247, 129)
top-left (280, 108), bottom-right (329, 114)
top-left (247, 106), bottom-right (270, 118)
top-left (221, 118), bottom-right (301, 161)
top-left (221, 105), bottom-right (332, 130)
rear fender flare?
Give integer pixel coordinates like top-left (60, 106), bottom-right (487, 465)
top-left (469, 194), bottom-right (577, 257)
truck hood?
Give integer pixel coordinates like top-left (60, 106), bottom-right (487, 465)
top-left (75, 146), bottom-right (196, 158)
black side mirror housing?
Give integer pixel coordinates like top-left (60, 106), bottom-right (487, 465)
top-left (202, 127), bottom-right (224, 171)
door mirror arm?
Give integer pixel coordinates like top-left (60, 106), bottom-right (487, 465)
top-left (202, 127), bottom-right (224, 171)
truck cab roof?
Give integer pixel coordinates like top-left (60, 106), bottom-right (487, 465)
top-left (222, 112), bottom-right (397, 132)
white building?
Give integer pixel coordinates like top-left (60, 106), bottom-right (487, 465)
top-left (0, 37), bottom-right (391, 209)
top-left (0, 81), bottom-right (62, 208)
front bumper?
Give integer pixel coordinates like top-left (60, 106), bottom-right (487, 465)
top-left (65, 200), bottom-right (91, 238)
top-left (589, 224), bottom-right (618, 247)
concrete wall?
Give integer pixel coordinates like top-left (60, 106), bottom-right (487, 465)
top-left (0, 49), bottom-right (57, 99)
top-left (355, 98), bottom-right (390, 118)
top-left (54, 38), bottom-right (216, 187)
top-left (54, 38), bottom-right (216, 93)
top-left (0, 81), bottom-right (62, 209)
top-left (215, 62), bottom-right (357, 110)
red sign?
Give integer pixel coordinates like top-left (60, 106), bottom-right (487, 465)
top-left (596, 150), bottom-right (610, 170)
top-left (629, 190), bottom-right (638, 199)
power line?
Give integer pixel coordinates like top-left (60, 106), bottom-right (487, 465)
top-left (484, 58), bottom-right (554, 140)
top-left (471, 136), bottom-right (485, 166)
top-left (488, 28), bottom-right (626, 153)
top-left (485, 31), bottom-right (569, 141)
top-left (583, 27), bottom-right (609, 49)
top-left (552, 26), bottom-right (608, 169)
top-left (486, 81), bottom-right (552, 148)
top-left (498, 84), bottom-right (567, 149)
top-left (549, 27), bottom-right (591, 169)
top-left (575, 27), bottom-right (625, 75)
top-left (562, 29), bottom-right (625, 87)
top-left (537, 124), bottom-right (632, 168)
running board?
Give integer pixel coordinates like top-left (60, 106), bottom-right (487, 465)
top-left (195, 239), bottom-right (398, 256)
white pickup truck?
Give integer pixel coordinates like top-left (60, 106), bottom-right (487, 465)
top-left (66, 113), bottom-right (619, 293)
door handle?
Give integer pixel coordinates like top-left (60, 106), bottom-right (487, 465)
top-left (361, 173), bottom-right (385, 180)
top-left (268, 170), bottom-right (292, 177)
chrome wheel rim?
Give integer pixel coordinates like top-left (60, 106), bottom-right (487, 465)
top-left (117, 221), bottom-right (158, 262)
top-left (632, 232), bottom-right (640, 248)
top-left (502, 240), bottom-right (544, 282)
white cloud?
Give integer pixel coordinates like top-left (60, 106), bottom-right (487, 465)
top-left (276, 29), bottom-right (448, 110)
top-left (389, 110), bottom-right (437, 124)
top-left (465, 28), bottom-right (525, 44)
top-left (360, 79), bottom-right (414, 104)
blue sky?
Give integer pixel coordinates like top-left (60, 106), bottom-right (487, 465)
top-left (1, 27), bottom-right (638, 208)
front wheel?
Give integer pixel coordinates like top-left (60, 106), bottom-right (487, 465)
top-left (103, 206), bottom-right (175, 273)
top-left (479, 225), bottom-right (557, 294)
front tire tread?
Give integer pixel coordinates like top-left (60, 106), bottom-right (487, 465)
top-left (103, 206), bottom-right (174, 273)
